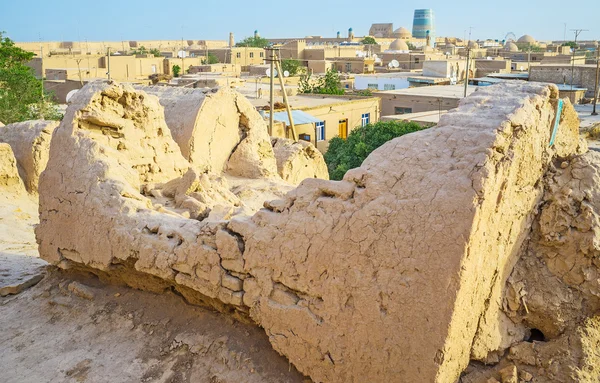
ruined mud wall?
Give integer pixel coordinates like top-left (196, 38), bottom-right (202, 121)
top-left (0, 120), bottom-right (59, 193)
top-left (37, 81), bottom-right (584, 383)
top-left (0, 143), bottom-right (26, 193)
top-left (137, 86), bottom-right (278, 179)
top-left (271, 137), bottom-right (329, 185)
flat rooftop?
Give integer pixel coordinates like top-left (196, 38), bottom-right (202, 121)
top-left (382, 110), bottom-right (448, 124)
top-left (373, 84), bottom-right (477, 98)
top-left (355, 72), bottom-right (421, 79)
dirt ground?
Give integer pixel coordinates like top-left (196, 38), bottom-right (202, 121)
top-left (0, 267), bottom-right (308, 383)
top-left (0, 192), bottom-right (307, 383)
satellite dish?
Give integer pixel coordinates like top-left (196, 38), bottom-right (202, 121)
top-left (284, 70), bottom-right (290, 77)
top-left (66, 89), bottom-right (79, 103)
top-left (265, 68), bottom-right (278, 77)
top-left (390, 59), bottom-right (400, 68)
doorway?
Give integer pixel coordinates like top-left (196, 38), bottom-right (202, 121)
top-left (338, 119), bottom-right (348, 139)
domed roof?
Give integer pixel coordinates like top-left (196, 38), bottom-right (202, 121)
top-left (394, 27), bottom-right (411, 37)
top-left (388, 39), bottom-right (409, 51)
top-left (467, 41), bottom-right (479, 49)
top-left (504, 41), bottom-right (519, 52)
top-left (517, 35), bottom-right (536, 44)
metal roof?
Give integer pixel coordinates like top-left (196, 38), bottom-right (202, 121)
top-left (266, 110), bottom-right (323, 125)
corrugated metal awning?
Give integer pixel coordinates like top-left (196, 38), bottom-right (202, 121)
top-left (266, 110), bottom-right (322, 125)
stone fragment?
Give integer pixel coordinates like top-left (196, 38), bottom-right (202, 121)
top-left (0, 254), bottom-right (47, 296)
top-left (67, 281), bottom-right (95, 300)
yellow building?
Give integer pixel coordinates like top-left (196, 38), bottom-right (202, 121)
top-left (262, 94), bottom-right (381, 152)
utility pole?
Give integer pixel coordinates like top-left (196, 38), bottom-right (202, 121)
top-left (570, 29), bottom-right (587, 91)
top-left (267, 47), bottom-right (274, 136)
top-left (463, 47), bottom-right (470, 97)
top-left (593, 48), bottom-right (599, 116)
top-left (463, 27), bottom-right (473, 98)
top-left (274, 51), bottom-right (297, 141)
top-left (40, 46), bottom-right (44, 100)
top-left (107, 47), bottom-right (111, 81)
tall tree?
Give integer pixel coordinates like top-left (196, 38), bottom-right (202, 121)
top-left (0, 32), bottom-right (61, 124)
top-left (324, 120), bottom-right (424, 180)
top-left (361, 36), bottom-right (377, 45)
top-left (235, 36), bottom-right (270, 48)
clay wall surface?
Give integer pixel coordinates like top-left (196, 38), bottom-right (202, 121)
top-left (36, 81), bottom-right (586, 382)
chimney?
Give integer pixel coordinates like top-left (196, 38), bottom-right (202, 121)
top-left (229, 32), bottom-right (234, 48)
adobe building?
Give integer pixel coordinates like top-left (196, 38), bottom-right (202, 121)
top-left (530, 64), bottom-right (599, 98)
top-left (373, 84), bottom-right (477, 116)
top-left (257, 94), bottom-right (380, 152)
top-left (204, 47), bottom-right (266, 67)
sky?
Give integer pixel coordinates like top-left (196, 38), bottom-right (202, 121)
top-left (0, 0), bottom-right (598, 43)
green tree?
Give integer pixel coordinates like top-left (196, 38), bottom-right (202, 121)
top-left (235, 36), bottom-right (270, 48)
top-left (281, 58), bottom-right (301, 76)
top-left (562, 41), bottom-right (578, 49)
top-left (202, 52), bottom-right (219, 64)
top-left (0, 32), bottom-right (61, 124)
top-left (172, 65), bottom-right (181, 77)
top-left (149, 48), bottom-right (161, 57)
top-left (131, 45), bottom-right (148, 55)
top-left (361, 36), bottom-right (377, 45)
top-left (407, 42), bottom-right (416, 50)
top-left (324, 120), bottom-right (424, 180)
top-left (299, 69), bottom-right (345, 95)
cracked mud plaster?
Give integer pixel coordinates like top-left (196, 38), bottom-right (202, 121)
top-left (0, 120), bottom-right (58, 194)
top-left (37, 81), bottom-right (585, 383)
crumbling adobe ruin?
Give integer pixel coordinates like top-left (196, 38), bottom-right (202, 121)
top-left (0, 120), bottom-right (59, 193)
top-left (34, 80), bottom-right (600, 382)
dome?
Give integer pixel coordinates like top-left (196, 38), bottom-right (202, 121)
top-left (517, 35), bottom-right (536, 44)
top-left (388, 39), bottom-right (409, 51)
top-left (504, 41), bottom-right (519, 52)
top-left (467, 41), bottom-right (479, 49)
top-left (394, 27), bottom-right (412, 38)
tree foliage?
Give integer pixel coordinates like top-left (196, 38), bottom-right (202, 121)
top-left (235, 36), bottom-right (270, 48)
top-left (407, 42), bottom-right (416, 50)
top-left (202, 52), bottom-right (219, 64)
top-left (281, 58), bottom-right (301, 76)
top-left (361, 36), bottom-right (377, 45)
top-left (172, 65), bottom-right (181, 77)
top-left (0, 32), bottom-right (61, 124)
top-left (299, 69), bottom-right (344, 95)
top-left (149, 48), bottom-right (161, 57)
top-left (324, 120), bottom-right (424, 180)
top-left (562, 41), bottom-right (578, 49)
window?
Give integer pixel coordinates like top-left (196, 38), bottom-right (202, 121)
top-left (316, 121), bottom-right (326, 141)
top-left (250, 52), bottom-right (254, 58)
top-left (361, 113), bottom-right (370, 127)
top-left (414, 57), bottom-right (420, 64)
top-left (260, 52), bottom-right (264, 58)
top-left (367, 83), bottom-right (378, 89)
top-left (394, 107), bottom-right (412, 115)
top-left (236, 52), bottom-right (241, 58)
top-left (345, 62), bottom-right (352, 72)
top-left (384, 84), bottom-right (396, 90)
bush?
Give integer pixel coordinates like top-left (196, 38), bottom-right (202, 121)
top-left (324, 120), bottom-right (425, 180)
top-left (172, 65), bottom-right (181, 77)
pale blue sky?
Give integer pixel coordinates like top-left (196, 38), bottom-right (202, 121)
top-left (0, 0), bottom-right (598, 43)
